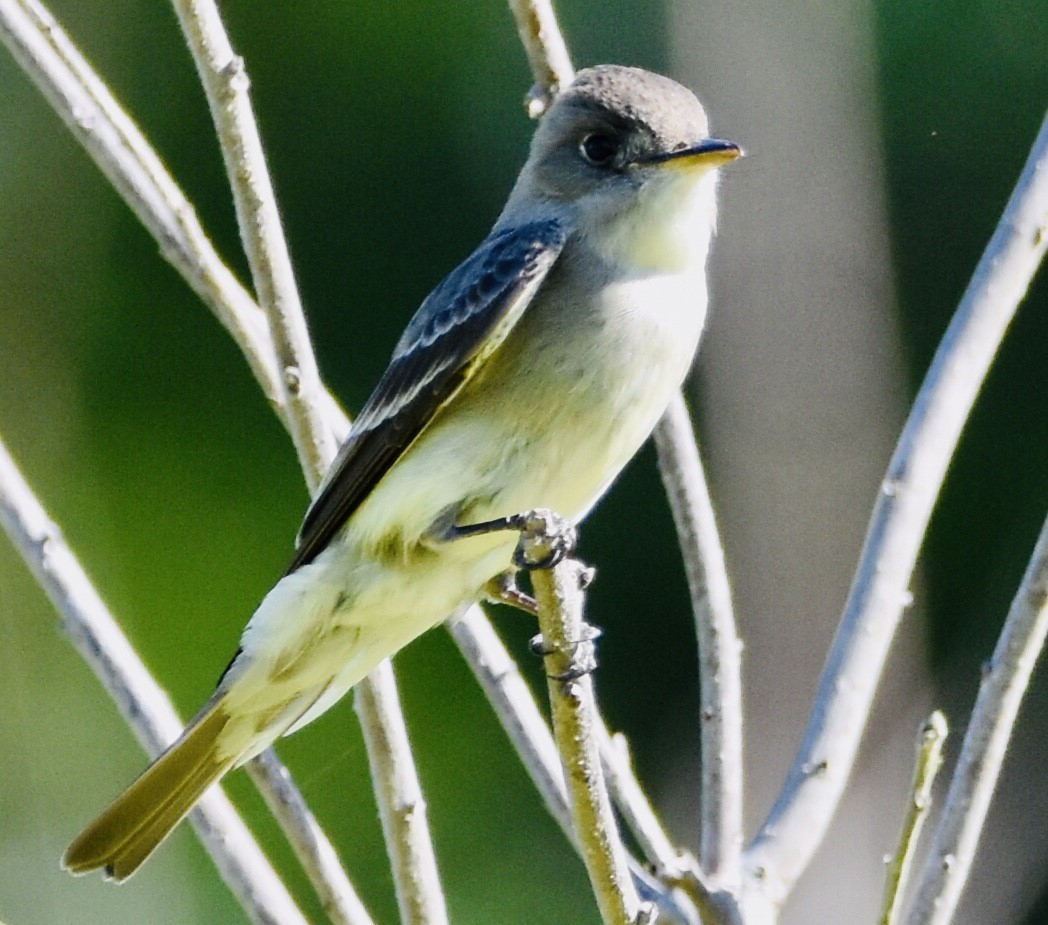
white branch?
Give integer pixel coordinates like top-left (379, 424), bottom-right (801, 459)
top-left (247, 752), bottom-right (376, 925)
top-left (169, 5), bottom-right (448, 921)
top-left (744, 110), bottom-right (1048, 905)
top-left (0, 437), bottom-right (311, 925)
top-left (354, 664), bottom-right (449, 925)
top-left (169, 0), bottom-right (335, 482)
top-left (654, 392), bottom-right (743, 885)
top-left (903, 514), bottom-right (1048, 925)
top-left (506, 0), bottom-right (575, 115)
top-left (0, 0), bottom-right (273, 416)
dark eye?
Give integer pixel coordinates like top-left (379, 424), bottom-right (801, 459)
top-left (579, 133), bottom-right (620, 167)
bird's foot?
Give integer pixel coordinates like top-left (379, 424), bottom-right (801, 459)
top-left (451, 507), bottom-right (577, 570)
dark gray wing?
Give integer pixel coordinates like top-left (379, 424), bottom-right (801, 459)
top-left (287, 218), bottom-right (567, 573)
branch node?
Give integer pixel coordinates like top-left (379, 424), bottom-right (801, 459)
top-left (220, 52), bottom-right (247, 86)
top-left (283, 364), bottom-right (303, 395)
top-left (525, 83), bottom-right (556, 119)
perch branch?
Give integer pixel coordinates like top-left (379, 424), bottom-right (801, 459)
top-left (529, 553), bottom-right (648, 925)
top-left (450, 607), bottom-right (705, 925)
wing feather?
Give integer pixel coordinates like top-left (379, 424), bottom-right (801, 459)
top-left (287, 219), bottom-right (567, 572)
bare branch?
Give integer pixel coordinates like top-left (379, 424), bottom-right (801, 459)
top-left (744, 110), bottom-right (1048, 903)
top-left (595, 721), bottom-right (683, 878)
top-left (169, 0), bottom-right (335, 481)
top-left (353, 663), bottom-right (449, 925)
top-left (506, 0), bottom-right (574, 115)
top-left (530, 553), bottom-right (648, 925)
top-left (448, 606), bottom-right (571, 831)
top-left (0, 437), bottom-right (311, 925)
top-left (247, 752), bottom-right (376, 925)
top-left (0, 0), bottom-right (277, 417)
top-left (654, 392), bottom-right (743, 884)
top-left (169, 4), bottom-right (448, 921)
top-left (880, 711), bottom-right (948, 925)
top-left (904, 513), bottom-right (1048, 925)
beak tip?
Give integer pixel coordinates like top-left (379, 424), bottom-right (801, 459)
top-left (642, 138), bottom-right (743, 170)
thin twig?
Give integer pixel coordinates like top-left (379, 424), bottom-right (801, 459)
top-left (506, 0), bottom-right (574, 116)
top-left (0, 438), bottom-right (310, 925)
top-left (654, 392), bottom-right (743, 885)
top-left (903, 514), bottom-right (1048, 925)
top-left (743, 110), bottom-right (1048, 905)
top-left (595, 721), bottom-right (683, 877)
top-left (880, 711), bottom-right (948, 925)
top-left (354, 664), bottom-right (449, 925)
top-left (169, 0), bottom-right (335, 481)
top-left (448, 607), bottom-right (571, 833)
top-left (530, 554), bottom-right (648, 925)
top-left (247, 752), bottom-right (376, 925)
top-left (170, 4), bottom-right (448, 922)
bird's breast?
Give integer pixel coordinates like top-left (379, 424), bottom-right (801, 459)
top-left (344, 255), bottom-right (708, 566)
top-left (461, 258), bottom-right (709, 521)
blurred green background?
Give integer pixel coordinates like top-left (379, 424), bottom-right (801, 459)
top-left (0, 1), bottom-right (1045, 924)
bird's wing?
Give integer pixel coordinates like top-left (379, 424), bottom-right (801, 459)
top-left (287, 218), bottom-right (567, 572)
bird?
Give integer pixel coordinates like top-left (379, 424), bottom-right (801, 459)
top-left (63, 63), bottom-right (740, 880)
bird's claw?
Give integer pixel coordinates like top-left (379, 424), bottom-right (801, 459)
top-left (530, 623), bottom-right (602, 681)
top-left (509, 508), bottom-right (577, 570)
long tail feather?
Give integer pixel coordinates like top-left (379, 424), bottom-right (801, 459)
top-left (63, 700), bottom-right (236, 881)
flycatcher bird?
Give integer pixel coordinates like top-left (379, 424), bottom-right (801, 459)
top-left (64, 64), bottom-right (740, 880)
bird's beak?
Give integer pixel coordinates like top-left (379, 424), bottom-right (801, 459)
top-left (639, 138), bottom-right (743, 171)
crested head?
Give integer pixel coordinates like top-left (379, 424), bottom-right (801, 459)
top-left (501, 65), bottom-right (739, 274)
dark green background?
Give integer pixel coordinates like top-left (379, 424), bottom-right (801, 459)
top-left (0, 2), bottom-right (1044, 924)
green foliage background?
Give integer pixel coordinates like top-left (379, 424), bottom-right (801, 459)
top-left (0, 2), bottom-right (1044, 924)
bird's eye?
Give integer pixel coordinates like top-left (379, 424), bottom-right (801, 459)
top-left (579, 133), bottom-right (620, 167)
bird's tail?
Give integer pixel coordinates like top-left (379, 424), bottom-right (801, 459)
top-left (63, 698), bottom-right (237, 881)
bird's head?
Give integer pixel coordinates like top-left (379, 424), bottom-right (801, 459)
top-left (505, 65), bottom-right (741, 273)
